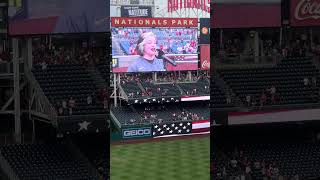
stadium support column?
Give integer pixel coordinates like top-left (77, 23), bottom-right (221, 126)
top-left (26, 38), bottom-right (32, 69)
top-left (26, 38), bottom-right (33, 141)
top-left (114, 74), bottom-right (118, 107)
top-left (254, 31), bottom-right (259, 63)
top-left (310, 29), bottom-right (313, 48)
top-left (13, 38), bottom-right (21, 144)
top-left (280, 27), bottom-right (283, 48)
top-left (154, 72), bottom-right (157, 82)
top-left (220, 29), bottom-right (223, 49)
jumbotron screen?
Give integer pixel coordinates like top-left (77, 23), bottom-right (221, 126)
top-left (8, 0), bottom-right (109, 35)
top-left (111, 27), bottom-right (199, 73)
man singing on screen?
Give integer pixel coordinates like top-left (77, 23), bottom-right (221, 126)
top-left (127, 32), bottom-right (165, 72)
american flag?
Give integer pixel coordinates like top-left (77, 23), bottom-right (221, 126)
top-left (192, 119), bottom-right (210, 133)
top-left (152, 121), bottom-right (192, 137)
top-left (170, 55), bottom-right (198, 62)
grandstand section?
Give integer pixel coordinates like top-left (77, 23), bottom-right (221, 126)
top-left (212, 123), bottom-right (320, 180)
top-left (116, 72), bottom-right (210, 104)
top-left (211, 0), bottom-right (320, 179)
top-left (0, 31), bottom-right (109, 179)
top-left (0, 141), bottom-right (102, 180)
top-left (1, 1), bottom-right (110, 179)
top-left (111, 72), bottom-right (210, 140)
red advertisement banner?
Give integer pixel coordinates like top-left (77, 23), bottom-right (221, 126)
top-left (200, 45), bottom-right (210, 70)
top-left (291, 0), bottom-right (320, 26)
top-left (111, 17), bottom-right (198, 27)
top-left (167, 0), bottom-right (210, 13)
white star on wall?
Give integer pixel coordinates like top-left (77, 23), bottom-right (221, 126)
top-left (78, 121), bottom-right (91, 131)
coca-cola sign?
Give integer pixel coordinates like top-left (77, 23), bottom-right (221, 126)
top-left (291, 0), bottom-right (320, 26)
top-left (201, 60), bottom-right (210, 69)
top-left (200, 45), bottom-right (210, 70)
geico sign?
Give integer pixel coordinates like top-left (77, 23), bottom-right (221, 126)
top-left (122, 128), bottom-right (151, 138)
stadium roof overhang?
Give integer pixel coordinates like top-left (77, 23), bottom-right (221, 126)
top-left (211, 2), bottom-right (281, 28)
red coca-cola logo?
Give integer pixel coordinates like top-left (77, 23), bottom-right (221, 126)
top-left (201, 60), bottom-right (210, 69)
top-left (294, 0), bottom-right (320, 20)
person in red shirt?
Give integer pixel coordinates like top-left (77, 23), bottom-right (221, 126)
top-left (260, 92), bottom-right (267, 108)
top-left (100, 88), bottom-right (107, 101)
top-left (68, 97), bottom-right (76, 108)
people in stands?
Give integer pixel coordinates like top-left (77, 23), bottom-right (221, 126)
top-left (69, 97), bottom-right (76, 108)
top-left (103, 97), bottom-right (108, 110)
top-left (312, 76), bottom-right (317, 87)
top-left (226, 94), bottom-right (232, 104)
top-left (246, 95), bottom-right (251, 107)
top-left (127, 32), bottom-right (165, 72)
top-left (62, 100), bottom-right (67, 109)
top-left (304, 77), bottom-right (309, 86)
top-left (251, 96), bottom-right (257, 106)
top-left (87, 95), bottom-right (92, 105)
top-left (58, 107), bottom-right (64, 115)
top-left (269, 85), bottom-right (277, 104)
top-left (260, 92), bottom-right (267, 107)
top-left (100, 88), bottom-right (107, 101)
top-left (41, 60), bottom-right (47, 70)
top-left (69, 107), bottom-right (73, 115)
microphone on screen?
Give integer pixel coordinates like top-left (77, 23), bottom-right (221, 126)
top-left (155, 49), bottom-right (177, 67)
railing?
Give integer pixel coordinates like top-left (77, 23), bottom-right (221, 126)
top-left (58, 114), bottom-right (107, 122)
top-left (0, 62), bottom-right (24, 74)
top-left (110, 110), bottom-right (122, 129)
top-left (118, 83), bottom-right (129, 100)
top-left (248, 102), bottom-right (320, 112)
top-left (24, 69), bottom-right (58, 126)
top-left (0, 152), bottom-right (20, 180)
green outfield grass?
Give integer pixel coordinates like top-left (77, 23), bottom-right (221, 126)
top-left (111, 136), bottom-right (210, 180)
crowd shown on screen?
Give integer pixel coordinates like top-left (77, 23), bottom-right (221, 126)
top-left (113, 28), bottom-right (198, 55)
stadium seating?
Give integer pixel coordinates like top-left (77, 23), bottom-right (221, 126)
top-left (97, 61), bottom-right (109, 84)
top-left (73, 134), bottom-right (108, 179)
top-left (119, 74), bottom-right (213, 100)
top-left (178, 77), bottom-right (210, 96)
top-left (211, 77), bottom-right (233, 107)
top-left (32, 64), bottom-right (106, 115)
top-left (0, 143), bottom-right (100, 180)
top-left (120, 80), bottom-right (145, 99)
top-left (140, 81), bottom-right (182, 97)
top-left (111, 106), bottom-right (143, 125)
top-left (111, 102), bottom-right (209, 126)
top-left (213, 142), bottom-right (320, 180)
top-left (218, 57), bottom-right (319, 106)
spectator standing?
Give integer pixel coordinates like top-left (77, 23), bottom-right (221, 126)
top-left (260, 92), bottom-right (267, 107)
top-left (103, 97), bottom-right (108, 109)
top-left (304, 77), bottom-right (309, 86)
top-left (246, 95), bottom-right (251, 107)
top-left (312, 76), bottom-right (317, 87)
top-left (68, 97), bottom-right (76, 108)
top-left (62, 100), bottom-right (67, 109)
top-left (87, 95), bottom-right (93, 105)
top-left (41, 60), bottom-right (47, 70)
